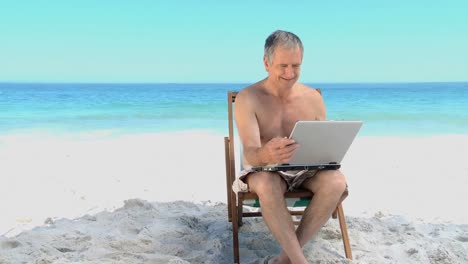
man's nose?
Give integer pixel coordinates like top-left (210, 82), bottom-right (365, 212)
top-left (284, 66), bottom-right (295, 78)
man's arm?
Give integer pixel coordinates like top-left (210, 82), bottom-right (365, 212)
top-left (313, 87), bottom-right (326, 120)
top-left (234, 90), bottom-right (298, 166)
top-left (234, 90), bottom-right (266, 166)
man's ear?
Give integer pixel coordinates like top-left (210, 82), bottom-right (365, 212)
top-left (263, 56), bottom-right (270, 72)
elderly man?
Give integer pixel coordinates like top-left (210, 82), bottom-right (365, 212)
top-left (234, 30), bottom-right (348, 264)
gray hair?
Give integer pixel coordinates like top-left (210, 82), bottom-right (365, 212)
top-left (264, 30), bottom-right (303, 64)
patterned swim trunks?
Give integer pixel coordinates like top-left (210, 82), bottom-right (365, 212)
top-left (232, 169), bottom-right (318, 193)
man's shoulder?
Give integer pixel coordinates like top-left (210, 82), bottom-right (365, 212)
top-left (236, 82), bottom-right (264, 103)
top-left (295, 83), bottom-right (322, 97)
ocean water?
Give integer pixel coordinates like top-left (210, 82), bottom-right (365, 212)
top-left (0, 82), bottom-right (467, 137)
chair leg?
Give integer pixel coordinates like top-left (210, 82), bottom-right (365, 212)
top-left (332, 208), bottom-right (338, 219)
top-left (227, 190), bottom-right (232, 223)
top-left (237, 203), bottom-right (244, 227)
top-left (336, 204), bottom-right (353, 260)
top-left (231, 193), bottom-right (240, 263)
top-left (232, 217), bottom-right (240, 263)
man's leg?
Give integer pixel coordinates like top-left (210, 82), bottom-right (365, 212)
top-left (276, 170), bottom-right (347, 263)
top-left (247, 171), bottom-right (309, 264)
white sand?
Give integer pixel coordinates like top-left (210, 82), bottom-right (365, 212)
top-left (0, 132), bottom-right (467, 263)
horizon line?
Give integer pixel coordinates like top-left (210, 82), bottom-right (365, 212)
top-left (1, 80), bottom-right (467, 85)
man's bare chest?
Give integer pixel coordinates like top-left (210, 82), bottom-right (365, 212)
top-left (256, 103), bottom-right (319, 143)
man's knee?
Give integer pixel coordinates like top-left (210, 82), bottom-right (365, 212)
top-left (324, 170), bottom-right (347, 194)
top-left (247, 172), bottom-right (286, 197)
top-left (310, 170), bottom-right (347, 195)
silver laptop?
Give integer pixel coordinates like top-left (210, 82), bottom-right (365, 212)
top-left (252, 121), bottom-right (363, 172)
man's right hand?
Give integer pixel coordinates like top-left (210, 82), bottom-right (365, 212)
top-left (260, 137), bottom-right (299, 165)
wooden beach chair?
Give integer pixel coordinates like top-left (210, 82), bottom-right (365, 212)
top-left (224, 90), bottom-right (353, 263)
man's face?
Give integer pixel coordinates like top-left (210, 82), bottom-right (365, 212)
top-left (264, 46), bottom-right (303, 89)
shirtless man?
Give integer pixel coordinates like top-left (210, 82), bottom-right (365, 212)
top-left (234, 30), bottom-right (348, 264)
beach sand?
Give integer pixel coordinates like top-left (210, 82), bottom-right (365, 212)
top-left (1, 132), bottom-right (467, 263)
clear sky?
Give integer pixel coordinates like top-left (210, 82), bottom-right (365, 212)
top-left (1, 1), bottom-right (467, 83)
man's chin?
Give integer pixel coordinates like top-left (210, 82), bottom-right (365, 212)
top-left (280, 79), bottom-right (297, 88)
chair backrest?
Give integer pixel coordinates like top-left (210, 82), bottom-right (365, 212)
top-left (227, 91), bottom-right (238, 188)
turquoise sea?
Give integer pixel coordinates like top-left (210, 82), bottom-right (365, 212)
top-left (1, 82), bottom-right (467, 136)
